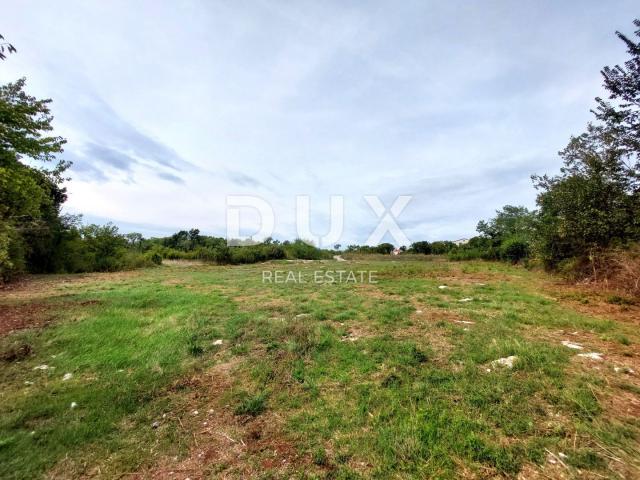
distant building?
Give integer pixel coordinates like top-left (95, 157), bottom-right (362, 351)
top-left (453, 238), bottom-right (469, 246)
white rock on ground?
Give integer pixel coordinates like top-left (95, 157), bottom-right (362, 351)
top-left (212, 339), bottom-right (223, 346)
top-left (578, 352), bottom-right (603, 361)
top-left (62, 373), bottom-right (73, 381)
top-left (459, 298), bottom-right (473, 303)
top-left (70, 402), bottom-right (78, 409)
top-left (561, 340), bottom-right (583, 350)
top-left (491, 356), bottom-right (518, 369)
top-left (33, 365), bottom-right (51, 370)
top-left (438, 285), bottom-right (448, 289)
top-left (295, 313), bottom-right (311, 319)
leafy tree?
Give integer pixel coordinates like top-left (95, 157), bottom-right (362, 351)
top-left (125, 232), bottom-right (144, 249)
top-left (410, 241), bottom-right (432, 254)
top-left (80, 223), bottom-right (128, 271)
top-left (0, 78), bottom-right (69, 279)
top-left (593, 19), bottom-right (640, 169)
top-left (532, 19), bottom-right (640, 268)
top-left (430, 241), bottom-right (455, 255)
top-left (375, 243), bottom-right (394, 254)
top-left (476, 205), bottom-right (537, 246)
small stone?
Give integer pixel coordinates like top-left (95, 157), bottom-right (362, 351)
top-left (33, 365), bottom-right (50, 370)
top-left (438, 285), bottom-right (448, 290)
top-left (24, 380), bottom-right (34, 385)
top-left (70, 402), bottom-right (78, 409)
top-left (561, 340), bottom-right (583, 350)
top-left (62, 373), bottom-right (73, 381)
top-left (491, 356), bottom-right (517, 369)
top-left (152, 421), bottom-right (160, 429)
top-left (212, 339), bottom-right (223, 346)
top-left (416, 310), bottom-right (423, 314)
top-left (208, 409), bottom-right (214, 414)
top-left (459, 297), bottom-right (473, 303)
top-left (192, 410), bottom-right (199, 415)
top-left (578, 352), bottom-right (603, 361)
top-left (295, 313), bottom-right (311, 319)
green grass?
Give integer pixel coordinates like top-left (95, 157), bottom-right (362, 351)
top-left (0, 259), bottom-right (639, 478)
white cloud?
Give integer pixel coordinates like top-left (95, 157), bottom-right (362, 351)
top-left (1, 0), bottom-right (637, 244)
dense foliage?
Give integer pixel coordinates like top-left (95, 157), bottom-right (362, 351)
top-left (145, 233), bottom-right (329, 263)
top-left (532, 20), bottom-right (640, 269)
top-left (345, 243), bottom-right (395, 254)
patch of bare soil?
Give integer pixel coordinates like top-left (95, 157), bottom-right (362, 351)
top-left (132, 358), bottom-right (311, 479)
top-left (0, 302), bottom-right (56, 337)
top-left (162, 260), bottom-right (207, 267)
top-left (527, 276), bottom-right (640, 326)
top-left (0, 270), bottom-right (142, 301)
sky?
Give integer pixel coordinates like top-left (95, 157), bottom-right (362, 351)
top-left (1, 1), bottom-right (637, 246)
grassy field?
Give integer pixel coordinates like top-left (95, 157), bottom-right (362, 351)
top-left (0, 258), bottom-right (639, 479)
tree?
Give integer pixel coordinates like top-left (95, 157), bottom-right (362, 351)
top-left (0, 34), bottom-right (17, 61)
top-left (476, 205), bottom-right (537, 246)
top-left (532, 19), bottom-right (640, 268)
top-left (410, 241), bottom-right (432, 254)
top-left (430, 241), bottom-right (455, 255)
top-left (375, 243), bottom-right (394, 254)
top-left (593, 19), bottom-right (640, 170)
top-left (0, 78), bottom-right (69, 280)
top-left (125, 232), bottom-right (144, 249)
top-left (80, 224), bottom-right (128, 271)
top-left (533, 125), bottom-right (639, 266)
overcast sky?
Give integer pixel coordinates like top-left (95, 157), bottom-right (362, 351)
top-left (1, 1), bottom-right (637, 245)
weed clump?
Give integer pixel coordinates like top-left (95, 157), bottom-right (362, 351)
top-left (234, 392), bottom-right (267, 416)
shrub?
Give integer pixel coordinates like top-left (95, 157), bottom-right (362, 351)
top-left (499, 237), bottom-right (530, 263)
top-left (284, 239), bottom-right (325, 260)
top-left (145, 250), bottom-right (163, 265)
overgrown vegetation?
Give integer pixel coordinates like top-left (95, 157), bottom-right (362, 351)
top-left (1, 259), bottom-right (638, 478)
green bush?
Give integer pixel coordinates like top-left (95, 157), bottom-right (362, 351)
top-left (499, 237), bottom-right (530, 263)
top-left (145, 250), bottom-right (163, 265)
top-left (284, 239), bottom-right (326, 260)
